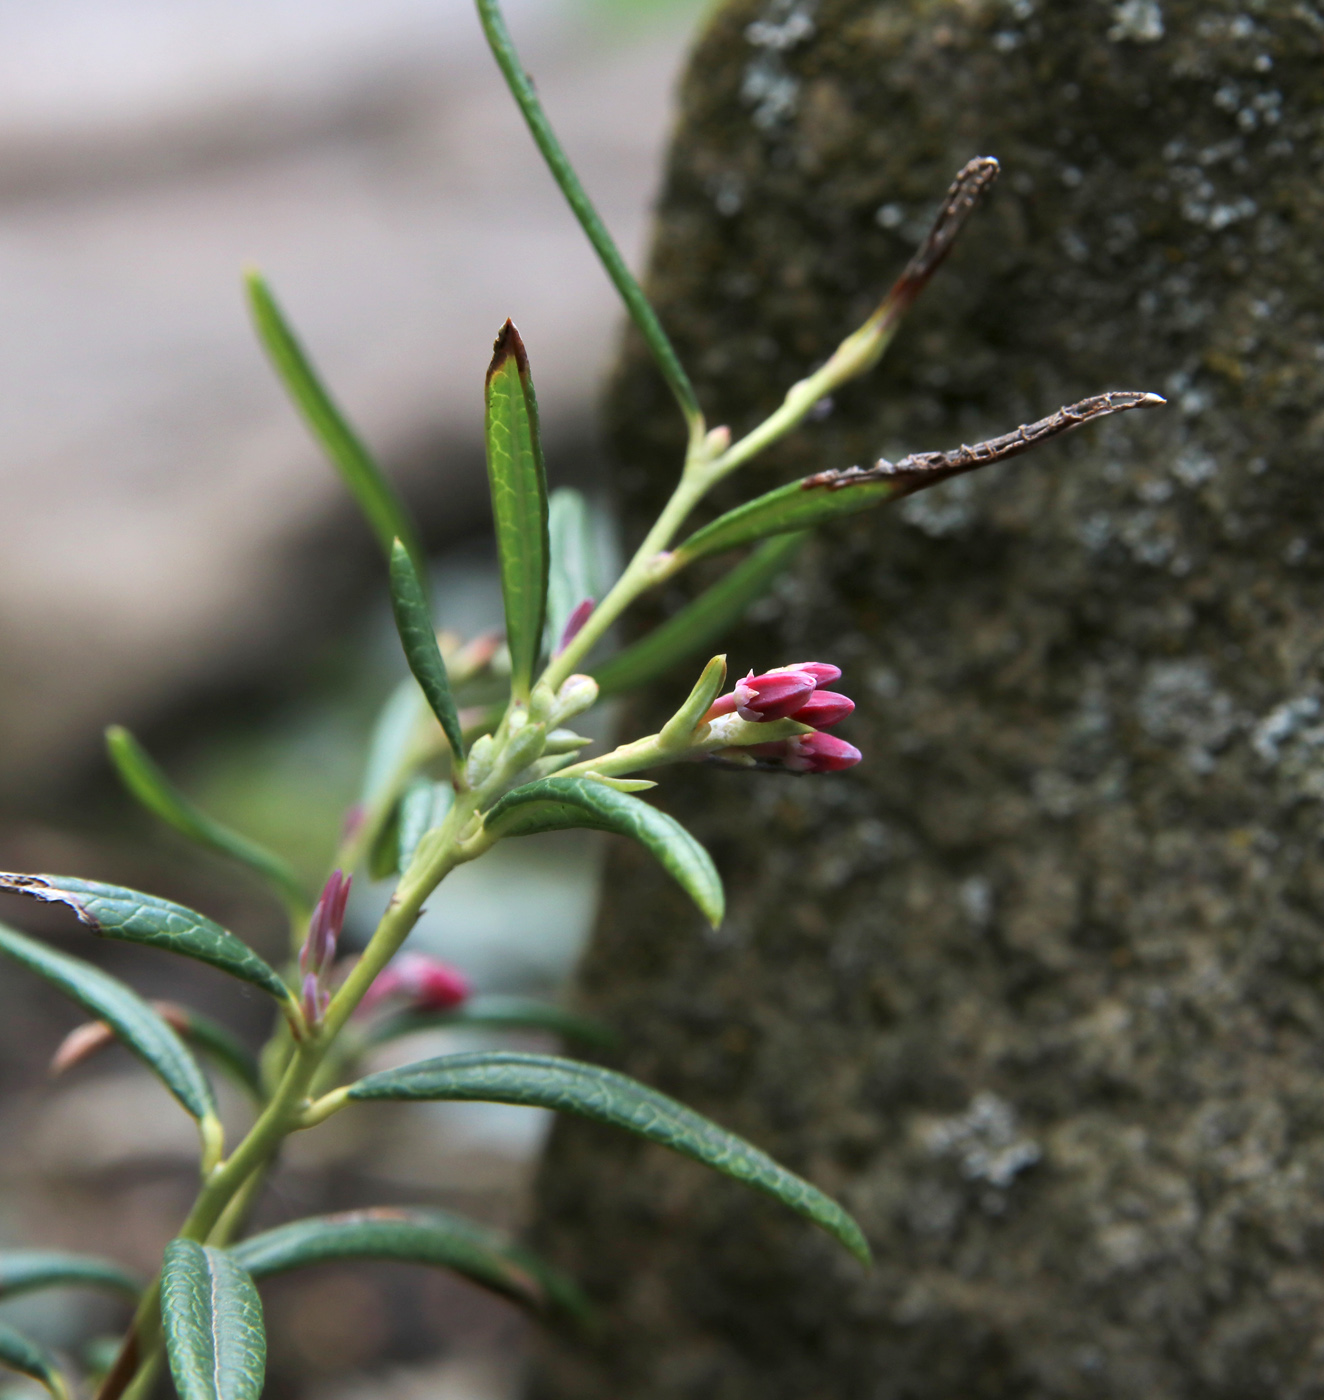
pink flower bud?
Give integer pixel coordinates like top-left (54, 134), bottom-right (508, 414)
top-left (556, 599), bottom-right (596, 655)
top-left (785, 732), bottom-right (862, 773)
top-left (788, 690), bottom-right (854, 730)
top-left (399, 954), bottom-right (471, 1012)
top-left (300, 972), bottom-right (329, 1026)
top-left (780, 662), bottom-right (841, 686)
top-left (360, 953), bottom-right (471, 1015)
top-left (733, 669), bottom-right (816, 721)
top-left (301, 870), bottom-right (351, 976)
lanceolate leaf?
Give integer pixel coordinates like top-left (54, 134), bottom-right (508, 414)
top-left (0, 1324), bottom-right (70, 1400)
top-left (160, 1005), bottom-right (263, 1102)
top-left (365, 994), bottom-right (616, 1051)
top-left (246, 271), bottom-right (423, 574)
top-left (485, 321), bottom-right (549, 700)
top-left (676, 391), bottom-right (1167, 562)
top-left (232, 1208), bottom-right (587, 1321)
top-left (349, 1053), bottom-right (870, 1265)
top-left (676, 477), bottom-right (898, 562)
top-left (388, 540), bottom-right (466, 763)
top-left (161, 1241), bottom-right (266, 1400)
top-left (592, 533), bottom-right (808, 698)
top-left (105, 727), bottom-right (307, 916)
top-left (485, 778), bottom-right (723, 927)
top-left (475, 0), bottom-right (701, 435)
top-left (0, 1252), bottom-right (141, 1302)
top-left (360, 677), bottom-right (429, 807)
top-left (0, 923), bottom-right (215, 1122)
top-left (545, 488), bottom-right (600, 656)
top-left (0, 877), bottom-right (293, 1008)
top-left (397, 779), bottom-right (454, 875)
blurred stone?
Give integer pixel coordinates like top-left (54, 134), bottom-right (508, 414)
top-left (0, 0), bottom-right (698, 797)
top-left (530, 2), bottom-right (1324, 1396)
top-left (316, 1353), bottom-right (517, 1400)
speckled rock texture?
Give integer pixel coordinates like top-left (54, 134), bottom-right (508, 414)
top-left (528, 2), bottom-right (1324, 1396)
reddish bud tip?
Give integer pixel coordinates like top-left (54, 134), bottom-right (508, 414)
top-left (360, 953), bottom-right (471, 1016)
top-left (556, 599), bottom-right (595, 655)
top-left (781, 662), bottom-right (842, 686)
top-left (303, 870), bottom-right (351, 976)
top-left (789, 690), bottom-right (854, 729)
top-left (786, 733), bottom-right (862, 773)
top-left (300, 972), bottom-right (329, 1027)
top-left (734, 669), bottom-right (816, 721)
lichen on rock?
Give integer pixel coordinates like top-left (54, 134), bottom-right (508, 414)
top-left (530, 2), bottom-right (1324, 1395)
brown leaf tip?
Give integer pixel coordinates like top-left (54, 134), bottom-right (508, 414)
top-left (487, 318), bottom-right (530, 386)
top-left (803, 389), bottom-right (1166, 493)
top-left (894, 155), bottom-right (1001, 298)
top-left (0, 873), bottom-right (96, 927)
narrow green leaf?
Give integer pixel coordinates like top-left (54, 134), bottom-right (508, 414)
top-left (388, 540), bottom-right (466, 764)
top-left (679, 390), bottom-right (1168, 562)
top-left (0, 1325), bottom-right (70, 1400)
top-left (545, 488), bottom-right (598, 656)
top-left (349, 1052), bottom-right (870, 1265)
top-left (365, 994), bottom-right (617, 1051)
top-left (105, 727), bottom-right (307, 916)
top-left (397, 779), bottom-right (454, 874)
top-left (368, 802), bottom-right (403, 881)
top-left (232, 1207), bottom-right (587, 1321)
top-left (162, 1006), bottom-right (263, 1102)
top-left (246, 270), bottom-right (423, 574)
top-left (0, 922), bottom-right (215, 1122)
top-left (161, 1241), bottom-right (265, 1400)
top-left (677, 477), bottom-right (899, 562)
top-left (475, 0), bottom-right (701, 435)
top-left (0, 877), bottom-right (293, 1008)
top-left (659, 655), bottom-right (728, 749)
top-left (592, 533), bottom-right (808, 698)
top-left (360, 678), bottom-right (429, 807)
top-left (485, 778), bottom-right (723, 927)
top-left (0, 1252), bottom-right (141, 1302)
top-left (485, 321), bottom-right (549, 700)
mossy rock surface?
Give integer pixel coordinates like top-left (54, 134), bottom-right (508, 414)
top-left (531, 2), bottom-right (1324, 1396)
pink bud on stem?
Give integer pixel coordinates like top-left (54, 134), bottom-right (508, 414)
top-left (360, 952), bottom-right (472, 1016)
top-left (788, 690), bottom-right (854, 729)
top-left (298, 870), bottom-right (351, 1027)
top-left (704, 660), bottom-right (862, 772)
top-left (748, 733), bottom-right (863, 773)
top-left (556, 599), bottom-right (596, 655)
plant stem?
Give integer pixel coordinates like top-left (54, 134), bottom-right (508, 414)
top-left (543, 459), bottom-right (718, 690)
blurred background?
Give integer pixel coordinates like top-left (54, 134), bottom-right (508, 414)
top-left (0, 1), bottom-right (705, 1396)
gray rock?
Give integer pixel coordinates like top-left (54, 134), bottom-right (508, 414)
top-left (529, 1), bottom-right (1324, 1395)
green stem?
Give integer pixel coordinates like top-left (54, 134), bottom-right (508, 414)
top-left (556, 715), bottom-right (812, 781)
top-left (475, 0), bottom-right (703, 446)
top-left (321, 792), bottom-right (479, 1044)
top-left (708, 314), bottom-right (903, 482)
top-left (543, 463), bottom-right (717, 690)
top-left (118, 1347), bottom-right (161, 1400)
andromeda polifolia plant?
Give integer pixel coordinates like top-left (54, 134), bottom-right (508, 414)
top-left (0, 5), bottom-right (1164, 1398)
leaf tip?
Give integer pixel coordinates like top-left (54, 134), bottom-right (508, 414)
top-left (487, 319), bottom-right (529, 385)
top-left (241, 265), bottom-right (270, 305)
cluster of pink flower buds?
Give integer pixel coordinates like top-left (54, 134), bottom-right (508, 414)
top-left (360, 952), bottom-right (472, 1016)
top-left (299, 869), bottom-right (351, 1026)
top-left (706, 662), bottom-right (861, 773)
